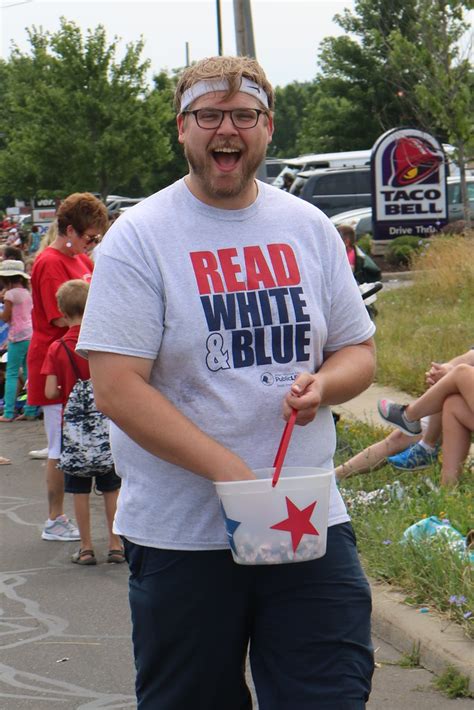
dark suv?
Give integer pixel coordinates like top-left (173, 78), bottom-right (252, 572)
top-left (290, 166), bottom-right (371, 217)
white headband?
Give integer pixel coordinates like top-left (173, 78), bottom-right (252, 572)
top-left (180, 76), bottom-right (269, 112)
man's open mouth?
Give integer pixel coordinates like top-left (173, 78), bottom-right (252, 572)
top-left (211, 147), bottom-right (242, 171)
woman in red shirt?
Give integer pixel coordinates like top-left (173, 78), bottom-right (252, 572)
top-left (27, 193), bottom-right (109, 542)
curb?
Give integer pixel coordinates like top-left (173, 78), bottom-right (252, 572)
top-left (337, 383), bottom-right (474, 688)
top-left (371, 580), bottom-right (474, 691)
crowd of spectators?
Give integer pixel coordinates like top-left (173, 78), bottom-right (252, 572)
top-left (0, 194), bottom-right (111, 543)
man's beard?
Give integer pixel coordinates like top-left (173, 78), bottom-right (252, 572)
top-left (184, 143), bottom-right (266, 199)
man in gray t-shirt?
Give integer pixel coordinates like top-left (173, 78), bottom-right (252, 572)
top-left (79, 56), bottom-right (376, 709)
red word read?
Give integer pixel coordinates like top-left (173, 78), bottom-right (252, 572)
top-left (190, 244), bottom-right (301, 295)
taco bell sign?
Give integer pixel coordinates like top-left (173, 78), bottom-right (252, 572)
top-left (371, 128), bottom-right (448, 240)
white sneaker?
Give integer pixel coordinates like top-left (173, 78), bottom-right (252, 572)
top-left (41, 515), bottom-right (81, 541)
top-left (29, 447), bottom-right (49, 459)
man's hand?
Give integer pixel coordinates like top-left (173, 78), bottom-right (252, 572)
top-left (283, 372), bottom-right (323, 426)
top-left (283, 338), bottom-right (376, 426)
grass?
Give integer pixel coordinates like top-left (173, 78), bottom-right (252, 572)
top-left (333, 233), bottom-right (474, 686)
top-left (398, 642), bottom-right (421, 668)
top-left (335, 419), bottom-right (474, 638)
top-left (434, 665), bottom-right (472, 699)
top-left (375, 233), bottom-right (474, 395)
top-left (354, 233), bottom-right (474, 633)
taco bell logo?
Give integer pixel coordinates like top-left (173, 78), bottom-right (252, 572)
top-left (387, 136), bottom-right (442, 187)
top-left (371, 128), bottom-right (448, 240)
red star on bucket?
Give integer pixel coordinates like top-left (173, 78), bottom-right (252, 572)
top-left (270, 497), bottom-right (319, 552)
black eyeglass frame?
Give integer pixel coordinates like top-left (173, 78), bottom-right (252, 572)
top-left (181, 108), bottom-right (268, 130)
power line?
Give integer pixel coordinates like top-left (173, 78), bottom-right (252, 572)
top-left (1, 0), bottom-right (33, 9)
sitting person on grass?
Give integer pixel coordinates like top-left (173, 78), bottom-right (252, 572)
top-left (42, 279), bottom-right (124, 565)
top-left (378, 355), bottom-right (474, 486)
top-left (337, 348), bottom-right (474, 482)
top-left (335, 414), bottom-right (440, 482)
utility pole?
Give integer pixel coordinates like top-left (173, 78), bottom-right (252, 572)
top-left (216, 0), bottom-right (223, 55)
top-left (233, 0), bottom-right (256, 57)
top-left (233, 0), bottom-right (267, 182)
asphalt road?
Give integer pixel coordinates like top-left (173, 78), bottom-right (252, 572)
top-left (1, 420), bottom-right (472, 709)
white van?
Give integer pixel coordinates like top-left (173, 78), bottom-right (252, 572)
top-left (272, 150), bottom-right (371, 188)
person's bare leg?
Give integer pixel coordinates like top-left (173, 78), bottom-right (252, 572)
top-left (440, 394), bottom-right (474, 486)
top-left (335, 429), bottom-right (418, 481)
top-left (405, 364), bottom-right (474, 421)
top-left (46, 458), bottom-right (65, 520)
top-left (73, 493), bottom-right (93, 551)
top-left (423, 412), bottom-right (442, 448)
top-left (103, 489), bottom-right (122, 549)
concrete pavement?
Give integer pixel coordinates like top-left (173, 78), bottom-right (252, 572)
top-left (1, 414), bottom-right (473, 707)
top-left (333, 382), bottom-right (416, 428)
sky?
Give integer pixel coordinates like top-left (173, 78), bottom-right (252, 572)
top-left (0, 0), bottom-right (355, 88)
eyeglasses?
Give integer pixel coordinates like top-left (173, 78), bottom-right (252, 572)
top-left (79, 232), bottom-right (102, 245)
top-left (182, 108), bottom-right (267, 130)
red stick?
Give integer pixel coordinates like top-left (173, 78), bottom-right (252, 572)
top-left (272, 408), bottom-right (297, 488)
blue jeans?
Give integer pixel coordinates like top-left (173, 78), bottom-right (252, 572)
top-left (124, 522), bottom-right (374, 710)
top-left (3, 340), bottom-right (37, 419)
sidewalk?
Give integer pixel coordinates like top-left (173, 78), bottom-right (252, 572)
top-left (334, 382), bottom-right (474, 692)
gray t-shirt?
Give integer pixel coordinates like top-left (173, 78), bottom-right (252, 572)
top-left (78, 179), bottom-right (375, 549)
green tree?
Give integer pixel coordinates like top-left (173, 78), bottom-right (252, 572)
top-left (297, 93), bottom-right (373, 154)
top-left (144, 70), bottom-right (188, 191)
top-left (270, 81), bottom-right (315, 157)
top-left (299, 0), bottom-right (422, 151)
top-left (387, 0), bottom-right (474, 225)
top-left (0, 19), bottom-right (175, 201)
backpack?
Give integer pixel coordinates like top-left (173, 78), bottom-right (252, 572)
top-left (58, 340), bottom-right (115, 478)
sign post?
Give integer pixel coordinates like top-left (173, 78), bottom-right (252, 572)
top-left (371, 128), bottom-right (448, 242)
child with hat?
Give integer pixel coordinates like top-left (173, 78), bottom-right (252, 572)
top-left (0, 260), bottom-right (38, 421)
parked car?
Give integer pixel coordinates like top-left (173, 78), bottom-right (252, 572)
top-left (330, 207), bottom-right (373, 238)
top-left (106, 196), bottom-right (145, 217)
top-left (272, 150), bottom-right (372, 188)
top-left (290, 166), bottom-right (371, 217)
top-left (446, 174), bottom-right (474, 221)
top-left (329, 175), bottom-right (474, 236)
top-left (264, 158), bottom-right (287, 184)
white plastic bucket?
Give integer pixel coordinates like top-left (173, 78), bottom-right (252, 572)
top-left (214, 467), bottom-right (333, 565)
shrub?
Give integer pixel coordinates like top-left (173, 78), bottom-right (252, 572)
top-left (386, 236), bottom-right (424, 266)
top-left (356, 234), bottom-right (373, 255)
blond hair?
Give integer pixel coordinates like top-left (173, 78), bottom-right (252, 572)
top-left (37, 221), bottom-right (58, 255)
top-left (174, 55), bottom-right (274, 112)
top-left (56, 279), bottom-right (89, 319)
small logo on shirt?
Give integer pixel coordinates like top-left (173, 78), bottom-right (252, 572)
top-left (261, 372), bottom-right (297, 387)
